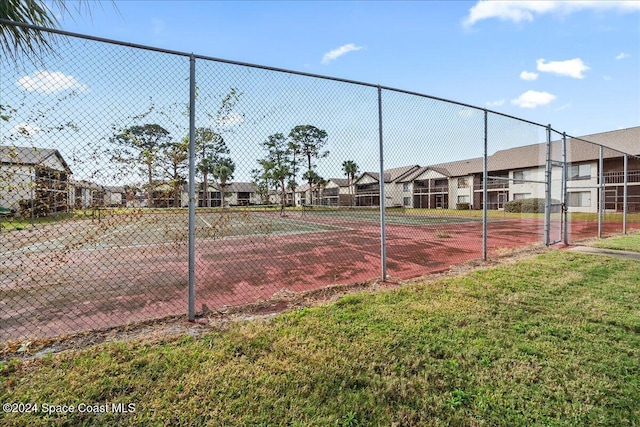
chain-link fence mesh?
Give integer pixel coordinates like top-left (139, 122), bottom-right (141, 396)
top-left (381, 90), bottom-right (486, 276)
top-left (1, 21), bottom-right (638, 341)
top-left (1, 32), bottom-right (192, 341)
top-left (191, 59), bottom-right (382, 310)
top-left (486, 113), bottom-right (550, 254)
top-left (598, 144), bottom-right (628, 239)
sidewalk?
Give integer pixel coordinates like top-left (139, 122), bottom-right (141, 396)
top-left (568, 246), bottom-right (640, 261)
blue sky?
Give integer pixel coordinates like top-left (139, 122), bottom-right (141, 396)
top-left (2, 1), bottom-right (639, 184)
top-left (55, 0), bottom-right (639, 136)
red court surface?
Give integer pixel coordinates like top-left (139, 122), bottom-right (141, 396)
top-left (1, 214), bottom-right (636, 341)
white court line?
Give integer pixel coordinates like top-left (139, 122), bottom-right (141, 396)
top-left (197, 215), bottom-right (213, 228)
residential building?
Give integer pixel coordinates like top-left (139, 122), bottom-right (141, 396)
top-left (407, 126), bottom-right (640, 213)
top-left (69, 179), bottom-right (103, 209)
top-left (0, 145), bottom-right (71, 215)
top-left (346, 127), bottom-right (638, 213)
top-left (196, 182), bottom-right (259, 207)
top-left (353, 165), bottom-right (420, 207)
top-left (320, 178), bottom-right (352, 206)
top-left (225, 182), bottom-right (259, 206)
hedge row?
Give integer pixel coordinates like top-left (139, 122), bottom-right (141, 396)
top-left (503, 198), bottom-right (561, 213)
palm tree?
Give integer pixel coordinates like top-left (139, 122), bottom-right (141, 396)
top-left (1, 1), bottom-right (112, 65)
top-left (302, 170), bottom-right (325, 206)
top-left (287, 140), bottom-right (300, 206)
top-left (212, 158), bottom-right (235, 208)
top-left (342, 160), bottom-right (359, 207)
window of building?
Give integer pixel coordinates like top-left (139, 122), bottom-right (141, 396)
top-left (513, 193), bottom-right (531, 200)
top-left (457, 195), bottom-right (470, 204)
top-left (323, 188), bottom-right (339, 197)
top-left (569, 164), bottom-right (591, 180)
top-left (458, 177), bottom-right (469, 188)
top-left (513, 170), bottom-right (530, 184)
top-left (403, 183), bottom-right (409, 192)
top-left (568, 191), bottom-right (591, 207)
top-left (434, 179), bottom-right (448, 189)
top-left (403, 197), bottom-right (411, 206)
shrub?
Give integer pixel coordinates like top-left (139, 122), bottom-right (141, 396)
top-left (456, 202), bottom-right (470, 210)
top-left (504, 198), bottom-right (561, 213)
top-left (17, 199), bottom-right (50, 218)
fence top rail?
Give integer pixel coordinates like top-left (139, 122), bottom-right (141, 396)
top-left (1, 18), bottom-right (550, 129)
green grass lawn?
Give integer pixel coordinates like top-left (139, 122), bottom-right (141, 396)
top-left (0, 213), bottom-right (74, 231)
top-left (593, 231), bottom-right (640, 252)
top-left (0, 210), bottom-right (99, 231)
top-left (1, 246), bottom-right (640, 426)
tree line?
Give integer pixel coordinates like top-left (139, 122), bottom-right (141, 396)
top-left (252, 125), bottom-right (329, 211)
top-left (107, 124), bottom-right (235, 208)
top-left (252, 126), bottom-right (360, 210)
top-left (106, 90), bottom-right (242, 208)
top-left (108, 120), bottom-right (360, 210)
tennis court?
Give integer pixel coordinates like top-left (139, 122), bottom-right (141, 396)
top-left (0, 206), bottom-right (632, 341)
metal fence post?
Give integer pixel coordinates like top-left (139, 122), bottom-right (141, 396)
top-left (623, 153), bottom-right (628, 235)
top-left (544, 125), bottom-right (552, 247)
top-left (482, 110), bottom-right (488, 261)
top-left (188, 54), bottom-right (196, 321)
top-left (562, 132), bottom-right (569, 245)
top-left (598, 146), bottom-right (604, 239)
top-left (378, 86), bottom-right (387, 280)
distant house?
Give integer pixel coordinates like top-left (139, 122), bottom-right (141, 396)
top-left (293, 183), bottom-right (311, 206)
top-left (195, 182), bottom-right (259, 207)
top-left (0, 145), bottom-right (72, 215)
top-left (353, 165), bottom-right (420, 207)
top-left (267, 188), bottom-right (291, 206)
top-left (69, 179), bottom-right (104, 209)
top-left (103, 186), bottom-right (126, 207)
top-left (151, 181), bottom-right (180, 208)
top-left (224, 182), bottom-right (258, 206)
top-left (320, 178), bottom-right (352, 206)
top-left (340, 127), bottom-right (639, 213)
top-left (396, 164), bottom-right (462, 209)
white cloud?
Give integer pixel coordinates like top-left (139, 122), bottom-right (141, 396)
top-left (11, 124), bottom-right (41, 136)
top-left (616, 52), bottom-right (630, 60)
top-left (511, 90), bottom-right (556, 108)
top-left (536, 58), bottom-right (589, 79)
top-left (520, 71), bottom-right (539, 81)
top-left (17, 70), bottom-right (88, 93)
top-left (486, 99), bottom-right (505, 107)
top-left (215, 112), bottom-right (244, 128)
top-left (603, 75), bottom-right (613, 81)
top-left (321, 44), bottom-right (363, 64)
top-left (463, 1), bottom-right (640, 27)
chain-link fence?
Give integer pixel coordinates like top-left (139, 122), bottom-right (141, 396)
top-left (1, 21), bottom-right (639, 342)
